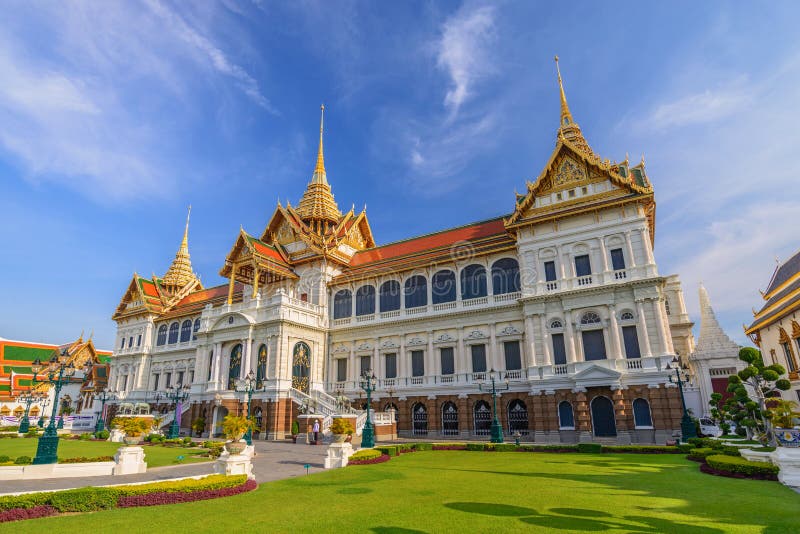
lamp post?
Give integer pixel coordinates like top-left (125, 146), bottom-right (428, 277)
top-left (30, 350), bottom-right (81, 464)
top-left (15, 390), bottom-right (39, 434)
top-left (386, 386), bottom-right (397, 423)
top-left (667, 357), bottom-right (697, 442)
top-left (358, 371), bottom-right (377, 448)
top-left (94, 389), bottom-right (115, 433)
top-left (235, 371), bottom-right (259, 446)
top-left (37, 397), bottom-right (50, 428)
top-left (478, 369), bottom-right (509, 444)
top-left (165, 384), bottom-right (190, 439)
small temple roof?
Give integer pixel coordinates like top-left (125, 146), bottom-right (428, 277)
top-left (747, 247), bottom-right (800, 333)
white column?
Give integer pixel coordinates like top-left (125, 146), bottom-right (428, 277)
top-left (598, 237), bottom-right (609, 275)
top-left (564, 311), bottom-right (577, 363)
top-left (349, 343), bottom-right (357, 383)
top-left (635, 301), bottom-right (653, 357)
top-left (608, 305), bottom-right (622, 359)
top-left (426, 270), bottom-right (433, 309)
top-left (399, 336), bottom-right (406, 378)
top-left (373, 343), bottom-right (380, 377)
top-left (557, 245), bottom-right (567, 279)
top-left (624, 231), bottom-right (637, 268)
top-left (489, 323), bottom-right (499, 371)
top-left (427, 332), bottom-right (435, 377)
top-left (639, 228), bottom-right (655, 264)
top-left (524, 315), bottom-right (537, 368)
top-left (456, 327), bottom-right (466, 374)
top-left (653, 299), bottom-right (670, 356)
top-left (539, 315), bottom-right (552, 366)
top-left (211, 342), bottom-right (222, 387)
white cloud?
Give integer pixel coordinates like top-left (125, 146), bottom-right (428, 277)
top-left (647, 85), bottom-right (752, 130)
top-left (436, 4), bottom-right (496, 116)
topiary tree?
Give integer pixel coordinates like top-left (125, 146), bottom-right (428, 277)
top-left (723, 347), bottom-right (791, 446)
top-left (709, 393), bottom-right (732, 435)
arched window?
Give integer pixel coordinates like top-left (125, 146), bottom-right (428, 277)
top-left (491, 258), bottom-right (521, 295)
top-left (156, 325), bottom-right (168, 346)
top-left (167, 322), bottom-right (179, 344)
top-left (193, 318), bottom-right (201, 340)
top-left (633, 398), bottom-right (653, 428)
top-left (620, 311), bottom-right (635, 322)
top-left (461, 264), bottom-right (487, 300)
top-left (412, 403), bottom-right (428, 436)
top-left (404, 275), bottom-right (427, 309)
top-left (550, 319), bottom-right (563, 329)
top-left (558, 401), bottom-right (575, 429)
top-left (180, 320), bottom-right (192, 342)
top-left (507, 399), bottom-right (529, 435)
top-left (474, 400), bottom-right (492, 436)
top-left (256, 344), bottom-right (268, 389)
top-left (379, 280), bottom-right (401, 312)
top-left (580, 312), bottom-right (601, 325)
top-left (333, 290), bottom-right (352, 319)
top-left (441, 402), bottom-right (459, 436)
top-left (355, 285), bottom-right (376, 316)
top-left (431, 270), bottom-right (456, 304)
top-left (227, 344), bottom-right (242, 390)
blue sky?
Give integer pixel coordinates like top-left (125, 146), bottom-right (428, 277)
top-left (1, 1), bottom-right (799, 350)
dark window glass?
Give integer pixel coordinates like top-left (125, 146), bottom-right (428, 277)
top-left (460, 264), bottom-right (487, 300)
top-left (404, 275), bottom-right (428, 309)
top-left (610, 248), bottom-right (625, 271)
top-left (336, 359), bottom-right (347, 382)
top-left (544, 261), bottom-right (557, 282)
top-left (431, 270), bottom-right (456, 304)
top-left (177, 371), bottom-right (184, 386)
top-left (228, 344), bottom-right (242, 390)
top-left (385, 353), bottom-right (397, 379)
top-left (120, 338), bottom-right (125, 349)
top-left (379, 281), bottom-right (401, 312)
top-left (168, 322), bottom-right (179, 344)
top-left (574, 254), bottom-right (591, 277)
top-left (471, 344), bottom-right (487, 373)
top-left (622, 325), bottom-right (641, 359)
top-left (558, 401), bottom-right (575, 428)
top-left (360, 356), bottom-right (372, 377)
top-left (783, 343), bottom-right (797, 372)
top-left (333, 290), bottom-right (352, 319)
top-left (504, 341), bottom-right (522, 370)
top-left (552, 333), bottom-right (567, 365)
top-left (153, 374), bottom-right (159, 390)
top-left (180, 320), bottom-right (192, 342)
top-left (128, 336), bottom-right (133, 348)
top-left (491, 258), bottom-right (521, 295)
top-left (355, 285), bottom-right (376, 316)
top-left (256, 344), bottom-right (267, 388)
top-left (633, 399), bottom-right (653, 427)
top-left (192, 319), bottom-right (200, 340)
top-left (165, 372), bottom-right (171, 388)
top-left (411, 350), bottom-right (425, 377)
top-left (440, 347), bottom-right (455, 375)
top-left (206, 350), bottom-right (213, 381)
top-left (137, 334), bottom-right (142, 347)
top-left (582, 330), bottom-right (607, 361)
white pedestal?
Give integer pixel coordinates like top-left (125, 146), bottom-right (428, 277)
top-left (770, 448), bottom-right (800, 488)
top-left (324, 442), bottom-right (354, 469)
top-left (112, 446), bottom-right (147, 475)
top-left (109, 429), bottom-right (125, 443)
top-left (214, 451), bottom-right (254, 479)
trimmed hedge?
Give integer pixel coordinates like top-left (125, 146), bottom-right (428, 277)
top-left (493, 443), bottom-right (518, 452)
top-left (432, 443), bottom-right (467, 451)
top-left (118, 479), bottom-right (256, 508)
top-left (577, 443), bottom-right (603, 453)
top-left (375, 446), bottom-right (398, 457)
top-left (677, 443), bottom-right (694, 453)
top-left (350, 449), bottom-right (382, 461)
top-left (466, 443), bottom-right (485, 451)
top-left (687, 447), bottom-right (717, 461)
top-left (705, 455), bottom-right (779, 478)
top-left (601, 446), bottom-right (682, 454)
top-left (413, 442), bottom-right (433, 451)
top-left (13, 456), bottom-right (31, 465)
top-left (59, 456), bottom-right (114, 464)
top-left (348, 454), bottom-right (390, 466)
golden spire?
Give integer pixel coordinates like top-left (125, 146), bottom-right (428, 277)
top-left (311, 104), bottom-right (327, 185)
top-left (555, 55), bottom-right (573, 127)
top-left (162, 205), bottom-right (199, 292)
top-left (297, 105), bottom-right (341, 225)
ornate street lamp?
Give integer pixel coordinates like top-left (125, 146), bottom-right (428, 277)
top-left (478, 369), bottom-right (509, 444)
top-left (165, 384), bottom-right (190, 439)
top-left (358, 371), bottom-right (377, 448)
top-left (15, 390), bottom-right (41, 434)
top-left (37, 396), bottom-right (50, 428)
top-left (235, 371), bottom-right (260, 445)
top-left (94, 389), bottom-right (116, 433)
top-left (30, 350), bottom-right (83, 464)
top-left (667, 357), bottom-right (697, 442)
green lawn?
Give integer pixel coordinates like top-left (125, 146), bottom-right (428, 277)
top-left (0, 438), bottom-right (210, 468)
top-left (11, 451), bottom-right (800, 533)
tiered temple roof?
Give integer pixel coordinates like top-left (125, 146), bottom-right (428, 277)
top-left (746, 248), bottom-right (800, 335)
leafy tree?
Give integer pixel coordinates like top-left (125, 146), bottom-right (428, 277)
top-left (722, 347), bottom-right (790, 445)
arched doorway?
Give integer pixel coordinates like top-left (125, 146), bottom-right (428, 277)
top-left (292, 342), bottom-right (311, 393)
top-left (441, 402), bottom-right (459, 436)
top-left (590, 396), bottom-right (617, 437)
top-left (474, 400), bottom-right (492, 436)
top-left (412, 403), bottom-right (428, 436)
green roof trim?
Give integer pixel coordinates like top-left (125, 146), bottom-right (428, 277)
top-left (3, 346), bottom-right (53, 363)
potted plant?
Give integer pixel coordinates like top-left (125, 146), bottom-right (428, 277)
top-left (191, 417), bottom-right (206, 437)
top-left (114, 417), bottom-right (150, 445)
top-left (290, 420), bottom-right (300, 444)
top-left (221, 415), bottom-right (252, 454)
top-left (768, 400), bottom-right (800, 447)
top-left (330, 418), bottom-right (354, 443)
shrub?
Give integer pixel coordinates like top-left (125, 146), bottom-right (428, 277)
top-left (602, 446), bottom-right (682, 454)
top-left (413, 442), bottom-right (432, 451)
top-left (350, 449), bottom-right (382, 461)
top-left (0, 493), bottom-right (49, 512)
top-left (114, 417), bottom-right (150, 437)
top-left (117, 475), bottom-right (245, 496)
top-left (494, 443), bottom-right (518, 452)
top-left (183, 437), bottom-right (193, 445)
top-left (0, 505), bottom-right (57, 523)
top-left (432, 443), bottom-right (467, 450)
top-left (95, 430), bottom-right (110, 440)
top-left (0, 455), bottom-right (10, 463)
top-left (59, 456), bottom-right (114, 464)
top-left (330, 418), bottom-right (355, 436)
top-left (517, 444), bottom-right (579, 453)
top-left (24, 429), bottom-right (40, 438)
top-left (291, 420), bottom-right (300, 435)
top-left (348, 454), bottom-right (390, 466)
top-left (466, 443), bottom-right (485, 451)
top-left (687, 437), bottom-right (704, 448)
top-left (78, 433), bottom-right (92, 441)
top-left (13, 456), bottom-right (32, 465)
top-left (49, 488), bottom-right (119, 512)
top-left (705, 455), bottom-right (780, 477)
top-left (687, 447), bottom-right (717, 461)
top-left (721, 446), bottom-right (742, 457)
top-left (396, 444), bottom-right (415, 453)
top-left (577, 443), bottom-right (602, 453)
top-left (677, 443), bottom-right (694, 453)
top-left (202, 440), bottom-right (225, 449)
top-left (118, 479), bottom-right (256, 508)
top-left (375, 446), bottom-right (398, 457)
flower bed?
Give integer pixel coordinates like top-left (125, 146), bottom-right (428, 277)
top-left (703, 455), bottom-right (779, 480)
top-left (432, 443), bottom-right (468, 451)
top-left (58, 456), bottom-right (115, 464)
top-left (348, 451), bottom-right (390, 466)
top-left (0, 475), bottom-right (255, 523)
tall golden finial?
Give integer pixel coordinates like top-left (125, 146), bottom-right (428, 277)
top-left (162, 205), bottom-right (199, 292)
top-left (313, 104), bottom-right (326, 178)
top-left (181, 205), bottom-right (191, 249)
top-left (555, 55), bottom-right (573, 127)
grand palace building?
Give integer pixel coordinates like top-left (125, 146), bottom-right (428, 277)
top-left (108, 62), bottom-right (695, 444)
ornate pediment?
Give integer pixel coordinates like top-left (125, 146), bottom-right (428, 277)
top-left (497, 325), bottom-right (522, 337)
top-left (434, 333), bottom-right (455, 344)
top-left (407, 337), bottom-right (426, 346)
top-left (465, 330), bottom-right (487, 340)
top-left (332, 344), bottom-right (349, 354)
top-left (572, 364), bottom-right (622, 386)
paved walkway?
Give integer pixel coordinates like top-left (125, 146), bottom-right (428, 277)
top-left (0, 441), bottom-right (329, 495)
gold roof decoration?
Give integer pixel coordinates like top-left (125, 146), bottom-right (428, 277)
top-left (162, 206), bottom-right (201, 295)
top-left (554, 55), bottom-right (595, 158)
top-left (296, 105), bottom-right (342, 225)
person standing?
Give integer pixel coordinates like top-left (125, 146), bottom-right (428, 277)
top-left (312, 419), bottom-right (320, 445)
